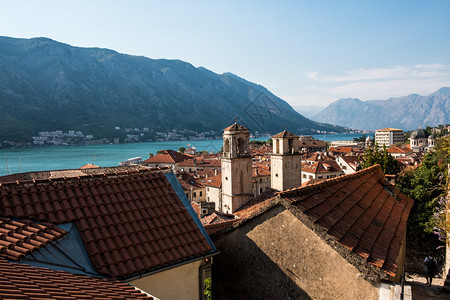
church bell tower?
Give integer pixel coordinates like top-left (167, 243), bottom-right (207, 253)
top-left (221, 123), bottom-right (253, 213)
top-left (271, 130), bottom-right (301, 191)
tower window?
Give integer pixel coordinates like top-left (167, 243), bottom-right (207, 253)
top-left (236, 138), bottom-right (245, 156)
top-left (224, 138), bottom-right (230, 154)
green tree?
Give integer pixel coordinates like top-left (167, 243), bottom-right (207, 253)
top-left (178, 147), bottom-right (186, 153)
top-left (204, 278), bottom-right (212, 300)
top-left (353, 135), bottom-right (366, 142)
top-left (361, 144), bottom-right (400, 175)
top-left (396, 136), bottom-right (450, 252)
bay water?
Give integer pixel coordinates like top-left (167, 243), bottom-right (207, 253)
top-left (0, 133), bottom-right (370, 176)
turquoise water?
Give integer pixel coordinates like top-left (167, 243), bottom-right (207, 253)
top-left (0, 133), bottom-right (370, 176)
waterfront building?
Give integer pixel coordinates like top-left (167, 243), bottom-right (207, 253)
top-left (374, 128), bottom-right (404, 147)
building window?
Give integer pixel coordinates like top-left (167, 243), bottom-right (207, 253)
top-left (193, 192), bottom-right (196, 197)
top-left (200, 191), bottom-right (202, 196)
top-left (303, 174), bottom-right (306, 178)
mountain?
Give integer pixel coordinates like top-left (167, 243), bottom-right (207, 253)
top-left (0, 36), bottom-right (346, 143)
top-left (313, 88), bottom-right (450, 131)
top-left (293, 105), bottom-right (325, 119)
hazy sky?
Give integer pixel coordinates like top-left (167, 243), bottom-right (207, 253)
top-left (1, 1), bottom-right (450, 107)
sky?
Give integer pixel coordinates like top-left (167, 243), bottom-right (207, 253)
top-left (1, 0), bottom-right (450, 108)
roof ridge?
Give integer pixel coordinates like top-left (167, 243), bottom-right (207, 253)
top-left (0, 167), bottom-right (167, 188)
top-left (277, 164), bottom-right (381, 196)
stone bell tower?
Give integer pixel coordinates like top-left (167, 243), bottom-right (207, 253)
top-left (271, 130), bottom-right (301, 191)
top-left (221, 123), bottom-right (253, 213)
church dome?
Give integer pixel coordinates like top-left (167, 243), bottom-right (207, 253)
top-left (410, 129), bottom-right (429, 139)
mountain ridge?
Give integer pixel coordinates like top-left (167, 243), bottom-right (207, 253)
top-left (0, 36), bottom-right (347, 143)
top-left (313, 89), bottom-right (449, 131)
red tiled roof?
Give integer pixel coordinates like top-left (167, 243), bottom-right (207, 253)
top-left (299, 140), bottom-right (327, 148)
top-left (178, 173), bottom-right (206, 190)
top-left (191, 202), bottom-right (201, 216)
top-left (0, 171), bottom-right (213, 279)
top-left (376, 128), bottom-right (403, 132)
top-left (301, 178), bottom-right (325, 186)
top-left (79, 164), bottom-right (100, 169)
top-left (201, 212), bottom-right (236, 226)
top-left (224, 123), bottom-right (248, 131)
top-left (143, 150), bottom-right (191, 164)
top-left (204, 219), bottom-right (239, 236)
top-left (253, 166), bottom-right (271, 177)
top-left (272, 130), bottom-right (298, 138)
top-left (339, 156), bottom-right (361, 169)
top-left (0, 217), bottom-right (66, 260)
top-left (329, 146), bottom-right (353, 153)
top-left (278, 165), bottom-right (413, 276)
top-left (302, 160), bottom-right (342, 174)
top-left (176, 158), bottom-right (221, 167)
top-left (388, 146), bottom-right (412, 154)
top-left (0, 257), bottom-right (152, 299)
top-left (204, 174), bottom-right (222, 188)
top-left (234, 188), bottom-right (278, 219)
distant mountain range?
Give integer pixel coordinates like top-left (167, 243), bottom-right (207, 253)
top-left (292, 105), bottom-right (325, 119)
top-left (313, 88), bottom-right (450, 131)
top-left (0, 36), bottom-right (347, 143)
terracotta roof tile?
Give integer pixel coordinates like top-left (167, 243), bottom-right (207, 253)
top-left (376, 128), bottom-right (403, 132)
top-left (204, 219), bottom-right (239, 235)
top-left (176, 158), bottom-right (221, 167)
top-left (203, 174), bottom-right (222, 188)
top-left (272, 130), bottom-right (298, 138)
top-left (387, 146), bottom-right (412, 154)
top-left (278, 165), bottom-right (414, 276)
top-left (0, 258), bottom-right (152, 299)
top-left (0, 217), bottom-right (66, 260)
top-left (234, 189), bottom-right (278, 219)
top-left (143, 150), bottom-right (191, 164)
top-left (224, 123), bottom-right (248, 132)
top-left (302, 160), bottom-right (343, 174)
top-left (329, 146), bottom-right (353, 153)
top-left (201, 212), bottom-right (236, 226)
top-left (0, 171), bottom-right (213, 279)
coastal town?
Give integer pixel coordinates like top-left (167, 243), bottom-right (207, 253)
top-left (1, 2), bottom-right (450, 299)
top-left (0, 122), bottom-right (449, 299)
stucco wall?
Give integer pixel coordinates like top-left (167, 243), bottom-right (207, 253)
top-left (129, 259), bottom-right (204, 300)
top-left (253, 175), bottom-right (271, 197)
top-left (221, 157), bottom-right (252, 213)
top-left (212, 205), bottom-right (379, 299)
top-left (271, 154), bottom-right (301, 191)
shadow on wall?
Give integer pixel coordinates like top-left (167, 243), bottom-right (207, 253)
top-left (211, 205), bottom-right (312, 300)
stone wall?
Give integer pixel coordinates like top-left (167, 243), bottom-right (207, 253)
top-left (212, 204), bottom-right (380, 299)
